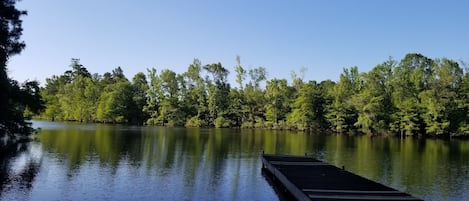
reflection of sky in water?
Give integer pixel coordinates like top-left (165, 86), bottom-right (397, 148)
top-left (2, 154), bottom-right (274, 201)
top-left (9, 144), bottom-right (43, 175)
top-left (32, 120), bottom-right (99, 131)
top-left (1, 120), bottom-right (469, 201)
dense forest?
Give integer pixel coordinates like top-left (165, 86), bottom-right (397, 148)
top-left (39, 54), bottom-right (469, 137)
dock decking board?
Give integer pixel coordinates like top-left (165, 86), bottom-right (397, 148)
top-left (262, 154), bottom-right (422, 201)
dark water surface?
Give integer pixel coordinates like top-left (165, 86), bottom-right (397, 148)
top-left (1, 121), bottom-right (469, 201)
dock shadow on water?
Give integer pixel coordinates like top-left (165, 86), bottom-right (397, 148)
top-left (261, 167), bottom-right (298, 201)
top-left (1, 120), bottom-right (469, 201)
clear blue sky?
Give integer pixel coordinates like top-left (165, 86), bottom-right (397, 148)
top-left (7, 0), bottom-right (469, 86)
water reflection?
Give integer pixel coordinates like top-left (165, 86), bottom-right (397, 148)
top-left (0, 142), bottom-right (42, 199)
top-left (1, 121), bottom-right (469, 201)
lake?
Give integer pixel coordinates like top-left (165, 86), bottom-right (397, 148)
top-left (1, 121), bottom-right (468, 201)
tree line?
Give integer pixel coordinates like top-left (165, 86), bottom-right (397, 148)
top-left (39, 54), bottom-right (469, 136)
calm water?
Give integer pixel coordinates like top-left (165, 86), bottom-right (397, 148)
top-left (1, 121), bottom-right (469, 201)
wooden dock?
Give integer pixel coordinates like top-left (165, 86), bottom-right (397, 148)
top-left (262, 154), bottom-right (423, 201)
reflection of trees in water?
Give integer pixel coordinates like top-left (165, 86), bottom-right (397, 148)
top-left (0, 142), bottom-right (41, 197)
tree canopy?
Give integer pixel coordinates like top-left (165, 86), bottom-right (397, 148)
top-left (39, 54), bottom-right (469, 137)
top-left (1, 0), bottom-right (44, 145)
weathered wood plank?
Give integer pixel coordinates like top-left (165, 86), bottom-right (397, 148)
top-left (302, 189), bottom-right (405, 194)
top-left (262, 154), bottom-right (423, 201)
top-left (270, 161), bottom-right (328, 166)
top-left (307, 194), bottom-right (422, 200)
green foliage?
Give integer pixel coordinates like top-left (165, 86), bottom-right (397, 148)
top-left (242, 67), bottom-right (267, 128)
top-left (184, 59), bottom-right (208, 126)
top-left (204, 63), bottom-right (231, 126)
top-left (1, 1), bottom-right (45, 143)
top-left (131, 72), bottom-right (149, 124)
top-left (326, 67), bottom-right (359, 133)
top-left (144, 68), bottom-right (162, 125)
top-left (264, 79), bottom-right (290, 128)
top-left (225, 89), bottom-right (245, 127)
top-left (185, 116), bottom-right (203, 127)
top-left (39, 53), bottom-right (469, 137)
top-left (350, 61), bottom-right (394, 135)
top-left (96, 80), bottom-right (134, 123)
top-left (3, 0), bottom-right (469, 139)
top-left (234, 55), bottom-right (246, 90)
top-left (287, 81), bottom-right (316, 130)
top-left (214, 116), bottom-right (233, 128)
top-left (41, 62), bottom-right (138, 124)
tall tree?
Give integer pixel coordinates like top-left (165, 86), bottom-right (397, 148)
top-left (144, 68), bottom-right (162, 125)
top-left (204, 63), bottom-right (231, 127)
top-left (54, 60), bottom-right (97, 122)
top-left (390, 54), bottom-right (432, 136)
top-left (242, 67), bottom-right (267, 128)
top-left (352, 59), bottom-right (395, 135)
top-left (287, 81), bottom-right (316, 130)
top-left (419, 59), bottom-right (462, 135)
top-left (96, 79), bottom-right (134, 123)
top-left (184, 59), bottom-right (208, 127)
top-left (0, 0), bottom-right (24, 126)
top-left (41, 75), bottom-right (68, 121)
top-left (454, 64), bottom-right (469, 135)
top-left (1, 1), bottom-right (43, 141)
top-left (326, 67), bottom-right (360, 133)
top-left (234, 55), bottom-right (246, 90)
top-left (264, 78), bottom-right (289, 128)
top-left (154, 69), bottom-right (180, 126)
top-left (248, 67), bottom-right (267, 90)
top-left (131, 72), bottom-right (149, 124)
top-left (290, 67), bottom-right (307, 92)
